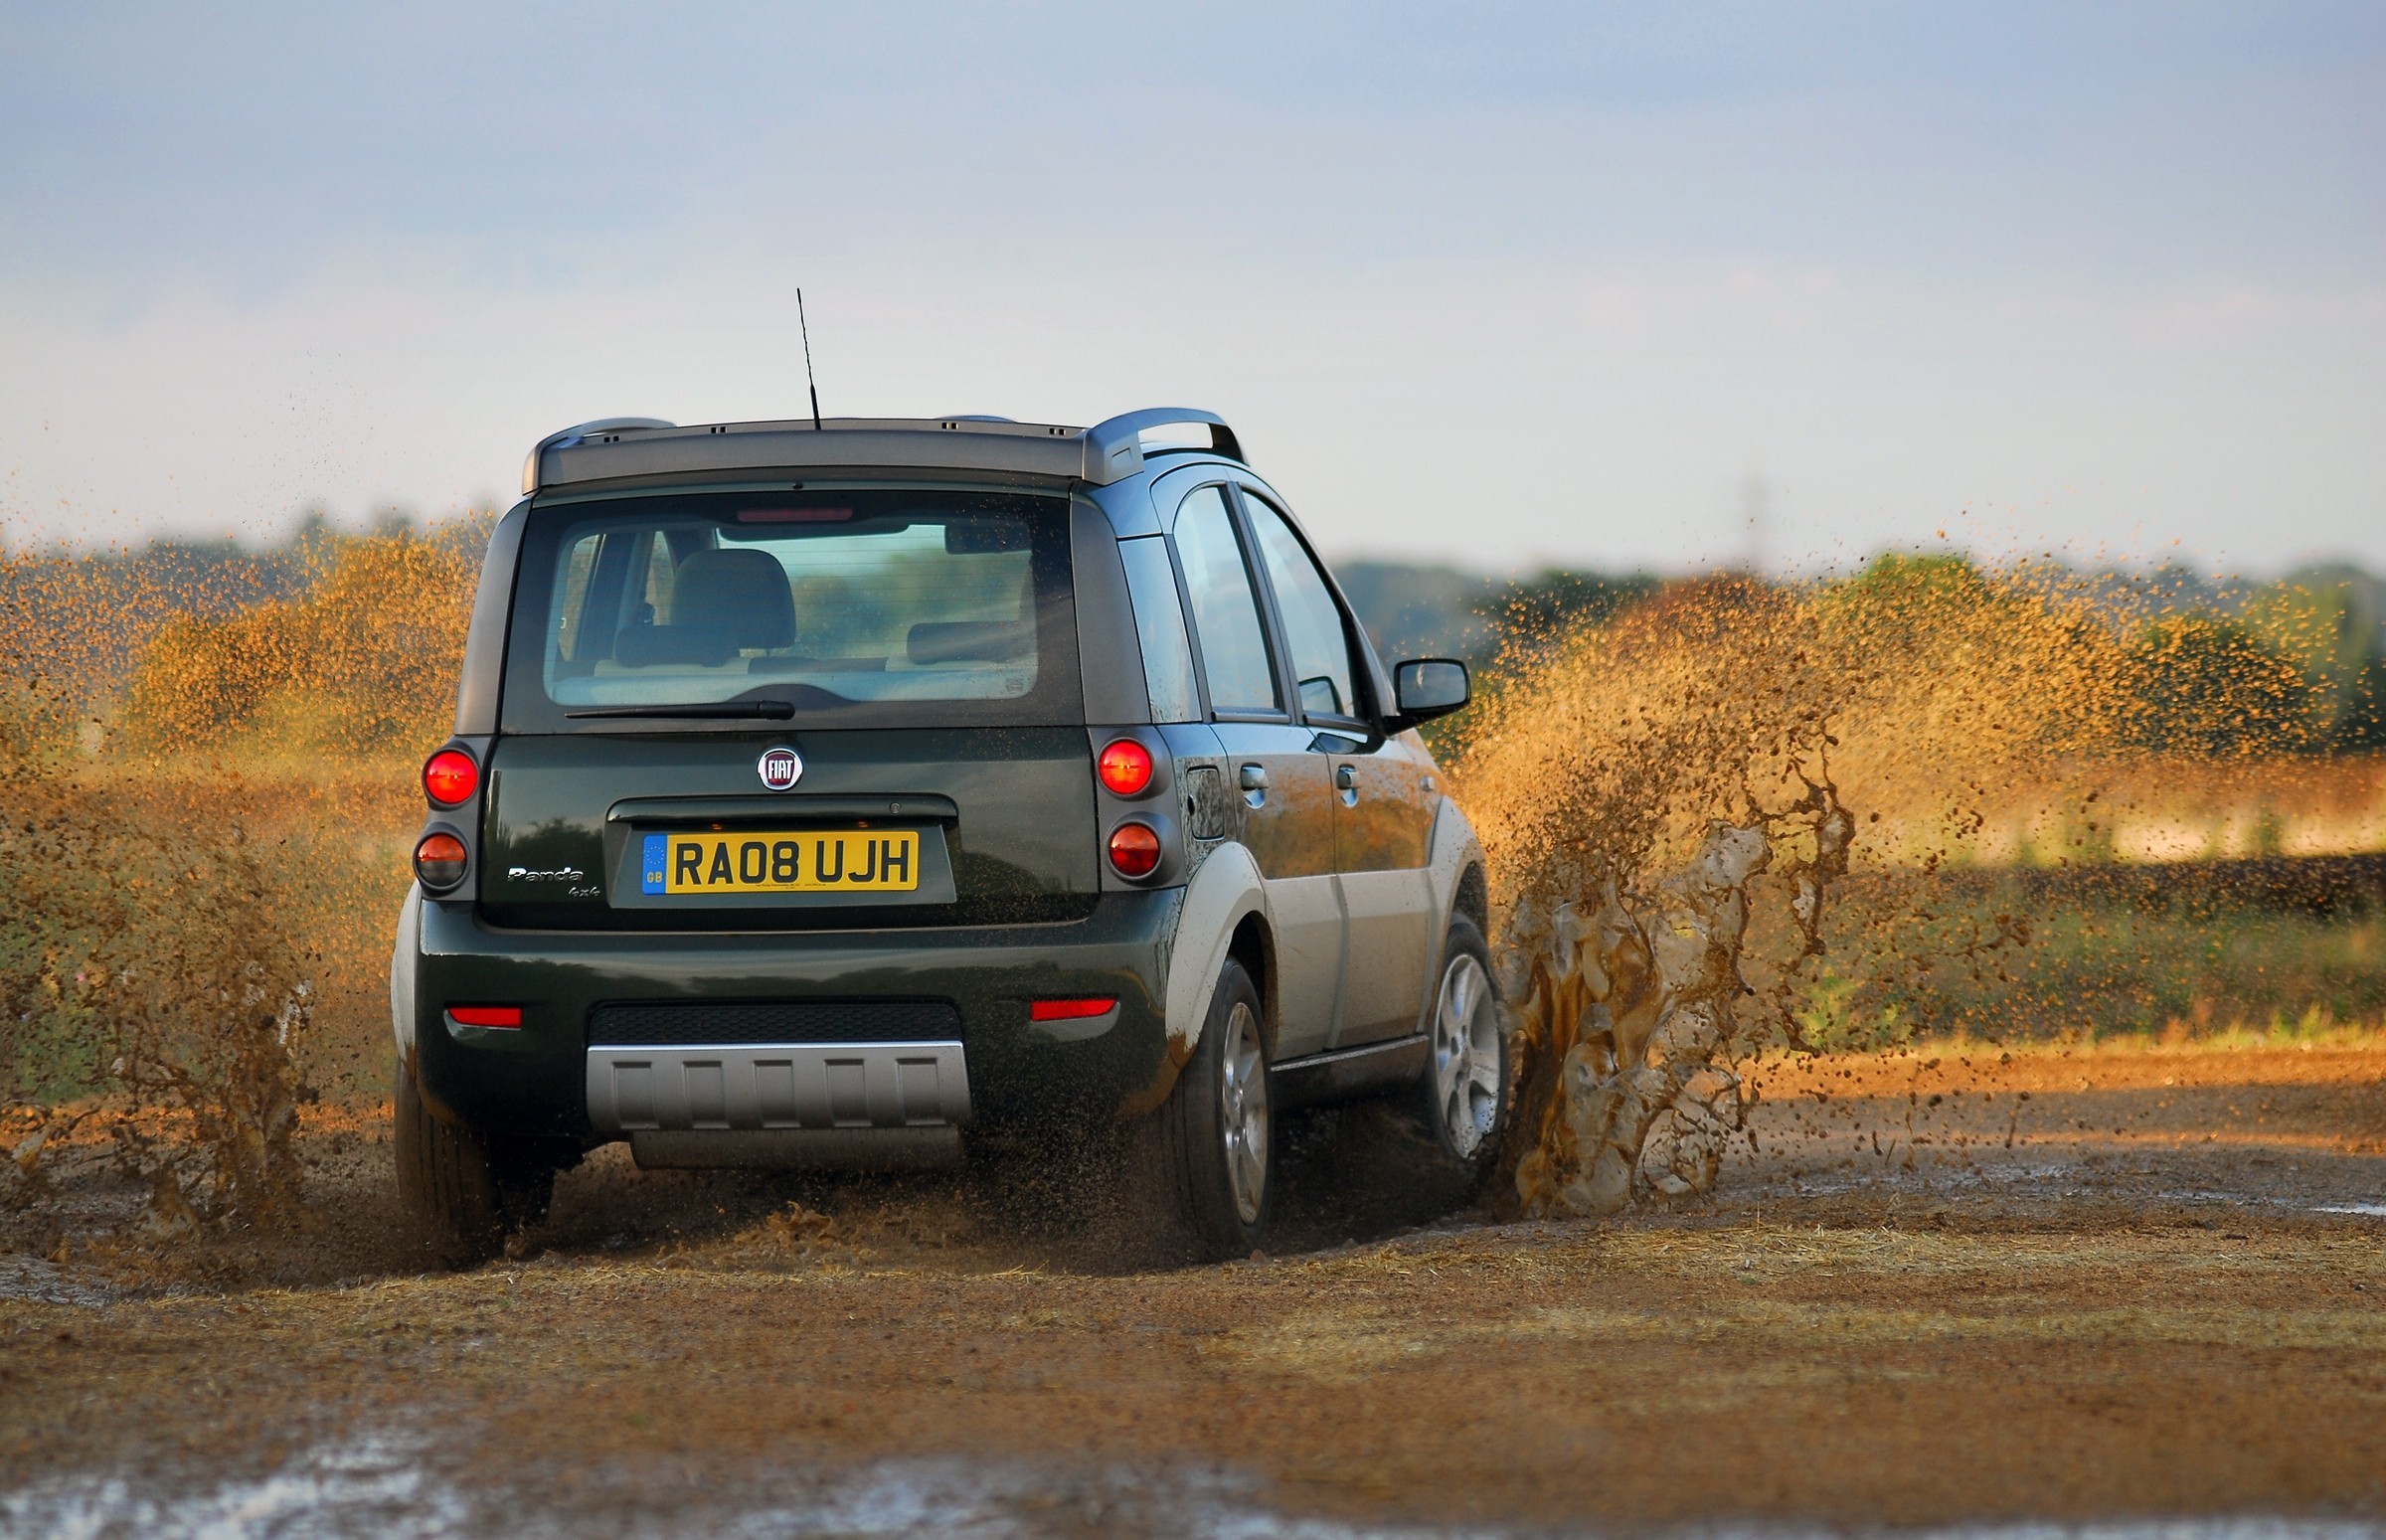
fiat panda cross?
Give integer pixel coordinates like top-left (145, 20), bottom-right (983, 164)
top-left (392, 409), bottom-right (1501, 1263)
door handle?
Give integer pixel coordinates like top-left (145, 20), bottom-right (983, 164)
top-left (1239, 763), bottom-right (1269, 807)
top-left (1334, 764), bottom-right (1358, 805)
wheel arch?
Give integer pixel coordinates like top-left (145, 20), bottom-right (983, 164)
top-left (1425, 793), bottom-right (1488, 939)
top-left (1119, 841), bottom-right (1268, 1118)
top-left (1453, 860), bottom-right (1490, 938)
top-left (390, 883), bottom-right (424, 1062)
top-left (1225, 911), bottom-right (1278, 1058)
top-left (1407, 797), bottom-right (1491, 1041)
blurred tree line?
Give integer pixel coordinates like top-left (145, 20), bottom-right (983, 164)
top-left (1, 509), bottom-right (489, 760)
top-left (1336, 562), bottom-right (1663, 673)
top-left (3, 517), bottom-right (2380, 762)
top-left (1339, 554), bottom-right (2386, 756)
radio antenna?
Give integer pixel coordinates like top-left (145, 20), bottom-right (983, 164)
top-left (797, 288), bottom-right (823, 431)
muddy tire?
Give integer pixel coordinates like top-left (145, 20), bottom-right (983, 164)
top-left (1412, 915), bottom-right (1507, 1186)
top-left (394, 1063), bottom-right (554, 1267)
top-left (1148, 957), bottom-right (1274, 1262)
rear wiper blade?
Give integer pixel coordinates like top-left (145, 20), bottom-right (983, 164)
top-left (566, 701), bottom-right (796, 721)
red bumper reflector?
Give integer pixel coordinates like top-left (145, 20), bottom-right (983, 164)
top-left (414, 831), bottom-right (468, 890)
top-left (1107, 821), bottom-right (1161, 878)
top-left (446, 1005), bottom-right (523, 1029)
top-left (1029, 997), bottom-right (1118, 1022)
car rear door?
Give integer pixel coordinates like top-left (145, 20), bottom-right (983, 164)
top-left (1166, 481), bottom-right (1345, 1060)
top-left (478, 488), bottom-right (1101, 932)
top-left (1238, 486), bottom-right (1436, 1048)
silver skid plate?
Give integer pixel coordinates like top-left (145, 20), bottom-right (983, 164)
top-left (586, 1041), bottom-right (969, 1134)
top-left (629, 1127), bottom-right (962, 1172)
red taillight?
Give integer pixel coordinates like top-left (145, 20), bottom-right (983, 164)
top-left (1097, 738), bottom-right (1154, 796)
top-left (1029, 997), bottom-right (1118, 1022)
top-left (446, 1005), bottom-right (522, 1029)
top-left (414, 831), bottom-right (468, 890)
top-left (423, 748), bottom-right (478, 806)
top-left (1106, 821), bottom-right (1161, 879)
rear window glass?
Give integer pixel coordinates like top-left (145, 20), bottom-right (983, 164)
top-left (503, 489), bottom-right (1081, 731)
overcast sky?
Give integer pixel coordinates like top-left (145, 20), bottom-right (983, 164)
top-left (2, 2), bottom-right (2379, 575)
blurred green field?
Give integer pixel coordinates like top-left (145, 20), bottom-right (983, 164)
top-left (1798, 872), bottom-right (2386, 1051)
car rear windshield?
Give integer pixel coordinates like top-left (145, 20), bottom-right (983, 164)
top-left (502, 489), bottom-right (1081, 731)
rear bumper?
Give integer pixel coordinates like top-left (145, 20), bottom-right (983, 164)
top-left (404, 889), bottom-right (1183, 1140)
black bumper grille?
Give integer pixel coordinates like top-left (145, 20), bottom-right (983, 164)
top-left (586, 999), bottom-right (961, 1047)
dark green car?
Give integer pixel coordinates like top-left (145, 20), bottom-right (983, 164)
top-left (392, 409), bottom-right (1501, 1263)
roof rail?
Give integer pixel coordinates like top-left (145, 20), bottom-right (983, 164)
top-left (519, 409), bottom-right (1244, 495)
top-left (1081, 409), bottom-right (1244, 484)
top-left (522, 418), bottom-right (678, 494)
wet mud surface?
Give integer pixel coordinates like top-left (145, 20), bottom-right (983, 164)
top-left (5, 1043), bottom-right (2385, 1538)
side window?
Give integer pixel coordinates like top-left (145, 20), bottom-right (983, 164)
top-left (549, 527), bottom-right (664, 665)
top-left (635, 532), bottom-right (675, 625)
top-left (1246, 496), bottom-right (1360, 721)
top-left (1118, 536), bottom-right (1201, 723)
top-left (550, 531), bottom-right (602, 663)
top-left (1171, 486), bottom-right (1280, 714)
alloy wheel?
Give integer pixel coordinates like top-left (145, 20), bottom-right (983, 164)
top-left (1218, 1000), bottom-right (1270, 1224)
top-left (1430, 952), bottom-right (1502, 1156)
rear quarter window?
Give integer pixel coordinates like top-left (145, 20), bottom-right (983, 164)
top-left (1118, 536), bottom-right (1201, 723)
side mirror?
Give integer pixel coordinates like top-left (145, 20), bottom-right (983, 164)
top-left (1391, 658), bottom-right (1470, 726)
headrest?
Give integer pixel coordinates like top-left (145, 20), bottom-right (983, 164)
top-left (674, 548), bottom-right (796, 650)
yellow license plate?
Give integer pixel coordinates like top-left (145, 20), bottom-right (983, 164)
top-left (640, 830), bottom-right (920, 894)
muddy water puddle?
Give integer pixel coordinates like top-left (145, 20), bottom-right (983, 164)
top-left (1728, 1045), bottom-right (2386, 1219)
top-left (6, 1051), bottom-right (2385, 1538)
top-left (11, 1435), bottom-right (2386, 1540)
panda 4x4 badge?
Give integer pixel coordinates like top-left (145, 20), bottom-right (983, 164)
top-left (757, 745), bottom-right (803, 790)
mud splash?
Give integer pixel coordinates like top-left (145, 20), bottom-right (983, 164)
top-left (0, 758), bottom-right (318, 1241)
top-left (1451, 562), bottom-right (2366, 1217)
top-left (0, 530), bottom-right (469, 1249)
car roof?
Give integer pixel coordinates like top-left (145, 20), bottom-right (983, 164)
top-left (524, 409), bottom-right (1244, 497)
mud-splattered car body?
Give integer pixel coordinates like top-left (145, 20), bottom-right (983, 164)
top-left (390, 410), bottom-right (1492, 1259)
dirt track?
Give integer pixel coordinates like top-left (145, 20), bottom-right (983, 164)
top-left (4, 1042), bottom-right (2384, 1537)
